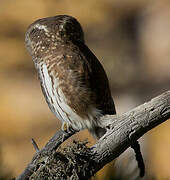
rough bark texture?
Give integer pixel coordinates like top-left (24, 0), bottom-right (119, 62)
top-left (15, 91), bottom-right (170, 180)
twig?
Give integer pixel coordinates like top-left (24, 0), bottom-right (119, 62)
top-left (31, 138), bottom-right (39, 152)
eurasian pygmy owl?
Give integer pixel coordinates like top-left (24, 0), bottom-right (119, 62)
top-left (25, 15), bottom-right (116, 139)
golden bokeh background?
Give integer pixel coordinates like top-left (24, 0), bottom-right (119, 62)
top-left (0, 0), bottom-right (170, 179)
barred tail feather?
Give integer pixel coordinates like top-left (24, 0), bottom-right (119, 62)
top-left (131, 140), bottom-right (145, 177)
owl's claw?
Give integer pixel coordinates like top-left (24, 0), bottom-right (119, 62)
top-left (62, 122), bottom-right (68, 132)
top-left (61, 122), bottom-right (77, 142)
top-left (62, 122), bottom-right (76, 134)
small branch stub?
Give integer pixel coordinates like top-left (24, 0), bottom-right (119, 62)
top-left (31, 138), bottom-right (40, 152)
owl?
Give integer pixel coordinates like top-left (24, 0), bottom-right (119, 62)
top-left (25, 15), bottom-right (116, 139)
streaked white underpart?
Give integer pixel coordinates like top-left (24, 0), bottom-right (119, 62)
top-left (40, 63), bottom-right (102, 131)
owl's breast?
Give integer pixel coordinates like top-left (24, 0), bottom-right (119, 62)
top-left (37, 63), bottom-right (101, 131)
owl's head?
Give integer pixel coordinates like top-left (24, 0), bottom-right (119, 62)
top-left (25, 15), bottom-right (84, 60)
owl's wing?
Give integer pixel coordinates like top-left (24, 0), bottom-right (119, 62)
top-left (75, 41), bottom-right (116, 115)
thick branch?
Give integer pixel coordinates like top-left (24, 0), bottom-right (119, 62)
top-left (15, 91), bottom-right (170, 180)
top-left (91, 91), bottom-right (170, 173)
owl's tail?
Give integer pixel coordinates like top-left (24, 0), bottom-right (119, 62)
top-left (131, 141), bottom-right (145, 177)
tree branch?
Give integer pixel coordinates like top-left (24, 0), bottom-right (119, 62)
top-left (15, 91), bottom-right (170, 180)
top-left (15, 130), bottom-right (76, 180)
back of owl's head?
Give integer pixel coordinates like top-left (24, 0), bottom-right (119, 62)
top-left (25, 15), bottom-right (85, 58)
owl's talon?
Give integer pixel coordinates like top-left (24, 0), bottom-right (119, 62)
top-left (61, 123), bottom-right (77, 142)
top-left (62, 122), bottom-right (76, 134)
top-left (69, 125), bottom-right (78, 133)
top-left (62, 122), bottom-right (68, 132)
top-left (61, 132), bottom-right (67, 142)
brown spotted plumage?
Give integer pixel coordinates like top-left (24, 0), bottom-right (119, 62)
top-left (25, 15), bottom-right (116, 139)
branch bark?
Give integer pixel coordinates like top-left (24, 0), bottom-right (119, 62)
top-left (15, 91), bottom-right (170, 180)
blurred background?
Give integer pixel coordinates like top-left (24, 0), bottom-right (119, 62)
top-left (0, 0), bottom-right (170, 179)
